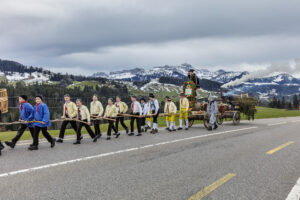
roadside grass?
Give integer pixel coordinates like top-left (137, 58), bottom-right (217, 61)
top-left (1, 106), bottom-right (299, 142)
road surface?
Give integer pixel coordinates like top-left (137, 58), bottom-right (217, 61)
top-left (0, 117), bottom-right (299, 200)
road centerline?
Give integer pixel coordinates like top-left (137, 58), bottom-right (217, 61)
top-left (188, 173), bottom-right (236, 200)
top-left (266, 141), bottom-right (294, 155)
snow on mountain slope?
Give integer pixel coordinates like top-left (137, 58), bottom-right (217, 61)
top-left (5, 72), bottom-right (50, 83)
top-left (92, 63), bottom-right (247, 84)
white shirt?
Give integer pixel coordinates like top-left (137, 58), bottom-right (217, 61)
top-left (130, 101), bottom-right (142, 115)
top-left (150, 98), bottom-right (160, 114)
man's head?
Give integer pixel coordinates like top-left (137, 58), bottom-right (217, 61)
top-left (131, 95), bottom-right (137, 102)
top-left (35, 95), bottom-right (43, 104)
top-left (93, 94), bottom-right (98, 102)
top-left (188, 69), bottom-right (195, 76)
top-left (76, 99), bottom-right (83, 107)
top-left (180, 93), bottom-right (186, 99)
top-left (19, 95), bottom-right (27, 104)
top-left (149, 93), bottom-right (154, 100)
top-left (64, 94), bottom-right (71, 102)
top-left (108, 98), bottom-right (113, 105)
top-left (116, 96), bottom-right (121, 102)
top-left (140, 98), bottom-right (145, 104)
top-left (165, 96), bottom-right (171, 102)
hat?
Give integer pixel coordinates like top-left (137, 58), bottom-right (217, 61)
top-left (180, 93), bottom-right (186, 97)
top-left (149, 93), bottom-right (155, 98)
top-left (188, 69), bottom-right (195, 73)
top-left (19, 95), bottom-right (28, 101)
top-left (35, 95), bottom-right (43, 100)
top-left (64, 94), bottom-right (70, 97)
top-left (165, 96), bottom-right (171, 101)
top-left (131, 95), bottom-right (137, 99)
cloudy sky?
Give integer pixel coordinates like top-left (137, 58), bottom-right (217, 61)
top-left (0, 0), bottom-right (300, 75)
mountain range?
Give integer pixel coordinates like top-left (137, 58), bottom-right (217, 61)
top-left (1, 59), bottom-right (299, 99)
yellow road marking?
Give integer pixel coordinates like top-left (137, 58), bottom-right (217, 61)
top-left (188, 173), bottom-right (236, 200)
top-left (266, 141), bottom-right (294, 155)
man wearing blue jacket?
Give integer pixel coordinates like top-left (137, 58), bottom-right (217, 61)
top-left (28, 95), bottom-right (56, 151)
top-left (5, 95), bottom-right (35, 148)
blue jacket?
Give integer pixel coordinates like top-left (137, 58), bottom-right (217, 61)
top-left (19, 102), bottom-right (34, 127)
top-left (31, 103), bottom-right (51, 127)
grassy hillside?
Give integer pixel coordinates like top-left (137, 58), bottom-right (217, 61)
top-left (0, 107), bottom-right (299, 142)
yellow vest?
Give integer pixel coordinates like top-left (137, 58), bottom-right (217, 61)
top-left (78, 105), bottom-right (91, 122)
top-left (180, 97), bottom-right (189, 111)
top-left (63, 102), bottom-right (77, 118)
top-left (104, 105), bottom-right (118, 118)
top-left (164, 102), bottom-right (177, 114)
top-left (115, 101), bottom-right (128, 113)
top-left (90, 101), bottom-right (104, 116)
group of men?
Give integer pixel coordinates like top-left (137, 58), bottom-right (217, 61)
top-left (0, 93), bottom-right (163, 154)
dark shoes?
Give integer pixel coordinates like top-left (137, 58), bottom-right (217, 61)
top-left (136, 133), bottom-right (142, 136)
top-left (51, 139), bottom-right (56, 148)
top-left (115, 132), bottom-right (120, 138)
top-left (214, 125), bottom-right (218, 130)
top-left (151, 129), bottom-right (158, 134)
top-left (177, 127), bottom-right (183, 130)
top-left (5, 141), bottom-right (16, 149)
top-left (56, 138), bottom-right (63, 143)
top-left (106, 136), bottom-right (111, 140)
top-left (93, 137), bottom-right (98, 143)
top-left (207, 126), bottom-right (213, 131)
top-left (185, 127), bottom-right (189, 131)
top-left (144, 126), bottom-right (150, 132)
top-left (28, 146), bottom-right (38, 151)
top-left (96, 134), bottom-right (102, 139)
top-left (128, 132), bottom-right (134, 136)
top-left (73, 140), bottom-right (81, 145)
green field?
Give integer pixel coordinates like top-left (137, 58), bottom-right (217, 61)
top-left (0, 106), bottom-right (299, 142)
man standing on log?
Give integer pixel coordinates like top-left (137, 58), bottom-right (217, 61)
top-left (148, 93), bottom-right (160, 134)
top-left (115, 96), bottom-right (129, 134)
top-left (73, 99), bottom-right (97, 144)
top-left (90, 94), bottom-right (104, 139)
top-left (57, 94), bottom-right (77, 143)
top-left (128, 95), bottom-right (143, 136)
top-left (5, 95), bottom-right (35, 148)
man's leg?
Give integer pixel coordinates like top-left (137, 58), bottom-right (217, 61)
top-left (94, 120), bottom-right (100, 136)
top-left (129, 116), bottom-right (135, 135)
top-left (136, 115), bottom-right (142, 136)
top-left (59, 121), bottom-right (69, 139)
top-left (120, 117), bottom-right (128, 131)
top-left (33, 126), bottom-right (40, 146)
top-left (184, 112), bottom-right (189, 129)
top-left (178, 111), bottom-right (183, 130)
top-left (6, 124), bottom-right (27, 148)
top-left (76, 123), bottom-right (83, 141)
top-left (84, 124), bottom-right (96, 140)
top-left (70, 121), bottom-right (78, 132)
top-left (41, 127), bottom-right (56, 147)
top-left (115, 117), bottom-right (120, 132)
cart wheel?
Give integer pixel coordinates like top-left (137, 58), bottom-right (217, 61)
top-left (189, 119), bottom-right (194, 128)
top-left (233, 112), bottom-right (241, 125)
top-left (203, 119), bottom-right (209, 128)
top-left (217, 115), bottom-right (223, 125)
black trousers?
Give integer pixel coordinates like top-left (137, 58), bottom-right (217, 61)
top-left (130, 113), bottom-right (141, 133)
top-left (107, 120), bottom-right (118, 136)
top-left (140, 117), bottom-right (146, 126)
top-left (33, 126), bottom-right (54, 146)
top-left (12, 124), bottom-right (34, 143)
top-left (93, 120), bottom-right (101, 135)
top-left (59, 120), bottom-right (77, 139)
top-left (115, 116), bottom-right (128, 132)
top-left (152, 110), bottom-right (160, 124)
top-left (76, 120), bottom-right (95, 141)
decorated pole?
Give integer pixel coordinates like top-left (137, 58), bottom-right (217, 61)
top-left (182, 81), bottom-right (197, 108)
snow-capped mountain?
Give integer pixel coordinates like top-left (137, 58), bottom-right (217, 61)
top-left (92, 63), bottom-right (247, 84)
top-left (225, 73), bottom-right (300, 98)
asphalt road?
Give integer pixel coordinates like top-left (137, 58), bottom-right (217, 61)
top-left (0, 117), bottom-right (300, 200)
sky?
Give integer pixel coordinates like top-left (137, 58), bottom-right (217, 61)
top-left (0, 0), bottom-right (300, 75)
